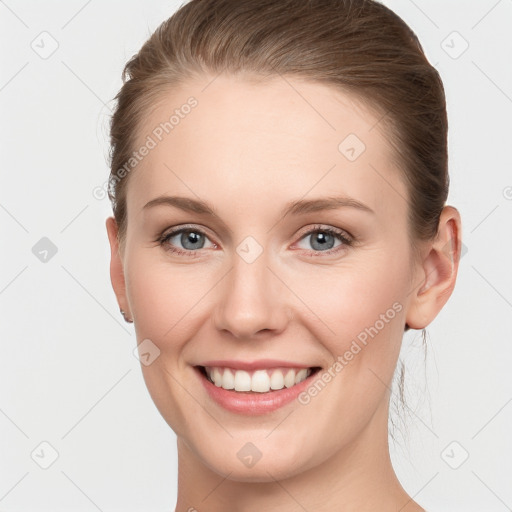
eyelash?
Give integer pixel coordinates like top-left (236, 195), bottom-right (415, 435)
top-left (156, 224), bottom-right (354, 258)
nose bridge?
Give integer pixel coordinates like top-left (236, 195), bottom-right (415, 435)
top-left (213, 238), bottom-right (290, 338)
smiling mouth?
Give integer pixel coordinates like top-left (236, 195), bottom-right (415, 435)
top-left (197, 365), bottom-right (322, 393)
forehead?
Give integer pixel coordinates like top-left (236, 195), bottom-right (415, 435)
top-left (126, 73), bottom-right (407, 223)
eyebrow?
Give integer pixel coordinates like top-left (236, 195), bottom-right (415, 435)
top-left (142, 195), bottom-right (375, 217)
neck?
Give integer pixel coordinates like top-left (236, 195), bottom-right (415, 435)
top-left (174, 395), bottom-right (424, 512)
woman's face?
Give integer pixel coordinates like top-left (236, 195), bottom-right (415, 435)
top-left (110, 73), bottom-right (422, 481)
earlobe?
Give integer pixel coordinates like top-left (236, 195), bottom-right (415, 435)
top-left (105, 217), bottom-right (132, 320)
top-left (405, 206), bottom-right (462, 330)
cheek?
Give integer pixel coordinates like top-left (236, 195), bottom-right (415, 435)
top-left (286, 253), bottom-right (409, 440)
top-left (125, 251), bottom-right (210, 436)
top-left (125, 250), bottom-right (219, 349)
top-left (293, 256), bottom-right (408, 343)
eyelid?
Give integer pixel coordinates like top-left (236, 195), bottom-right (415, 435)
top-left (158, 224), bottom-right (218, 247)
top-left (295, 223), bottom-right (353, 241)
top-left (160, 223), bottom-right (215, 240)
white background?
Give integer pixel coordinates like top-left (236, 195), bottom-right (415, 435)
top-left (1, 1), bottom-right (511, 510)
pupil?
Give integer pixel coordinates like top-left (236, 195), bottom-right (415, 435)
top-left (313, 232), bottom-right (333, 251)
top-left (183, 231), bottom-right (202, 249)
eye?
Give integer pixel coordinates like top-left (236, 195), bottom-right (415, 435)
top-left (158, 225), bottom-right (216, 257)
top-left (294, 225), bottom-right (353, 256)
top-left (157, 224), bottom-right (354, 258)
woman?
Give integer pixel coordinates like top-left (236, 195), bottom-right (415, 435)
top-left (105, 0), bottom-right (462, 510)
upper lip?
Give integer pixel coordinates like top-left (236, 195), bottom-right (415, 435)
top-left (197, 359), bottom-right (317, 371)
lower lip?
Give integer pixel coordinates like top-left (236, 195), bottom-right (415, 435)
top-left (195, 367), bottom-right (318, 415)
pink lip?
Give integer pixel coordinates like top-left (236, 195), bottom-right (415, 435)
top-left (195, 365), bottom-right (319, 415)
top-left (199, 359), bottom-right (313, 371)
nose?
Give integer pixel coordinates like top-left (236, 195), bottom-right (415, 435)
top-left (212, 247), bottom-right (292, 340)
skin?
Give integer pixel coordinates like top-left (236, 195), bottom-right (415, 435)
top-left (106, 73), bottom-right (461, 512)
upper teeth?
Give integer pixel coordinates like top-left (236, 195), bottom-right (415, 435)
top-left (204, 366), bottom-right (311, 393)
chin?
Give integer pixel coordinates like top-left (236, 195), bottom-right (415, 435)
top-left (184, 430), bottom-right (322, 483)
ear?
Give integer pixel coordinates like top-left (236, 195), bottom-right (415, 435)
top-left (405, 206), bottom-right (462, 330)
top-left (105, 217), bottom-right (132, 319)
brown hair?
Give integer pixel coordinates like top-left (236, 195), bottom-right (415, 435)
top-left (108, 0), bottom-right (448, 257)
